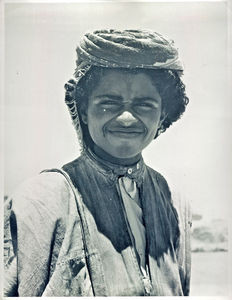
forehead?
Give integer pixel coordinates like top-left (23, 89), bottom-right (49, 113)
top-left (89, 69), bottom-right (160, 98)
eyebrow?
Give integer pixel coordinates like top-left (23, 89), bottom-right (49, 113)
top-left (95, 94), bottom-right (123, 100)
top-left (95, 94), bottom-right (160, 102)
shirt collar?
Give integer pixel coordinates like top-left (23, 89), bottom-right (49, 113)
top-left (83, 147), bottom-right (145, 184)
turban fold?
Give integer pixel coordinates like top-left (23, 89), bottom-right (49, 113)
top-left (65, 29), bottom-right (184, 149)
top-left (74, 29), bottom-right (183, 77)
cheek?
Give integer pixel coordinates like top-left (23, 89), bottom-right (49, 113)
top-left (88, 106), bottom-right (116, 128)
top-left (143, 114), bottom-right (162, 139)
top-left (87, 109), bottom-right (108, 139)
top-left (143, 110), bottom-right (161, 128)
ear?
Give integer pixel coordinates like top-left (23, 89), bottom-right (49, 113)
top-left (80, 105), bottom-right (88, 124)
top-left (158, 110), bottom-right (167, 128)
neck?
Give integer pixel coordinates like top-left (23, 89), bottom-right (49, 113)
top-left (90, 143), bottom-right (142, 166)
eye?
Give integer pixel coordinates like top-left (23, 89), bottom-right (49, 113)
top-left (99, 99), bottom-right (121, 109)
top-left (101, 100), bottom-right (118, 106)
top-left (134, 102), bottom-right (159, 111)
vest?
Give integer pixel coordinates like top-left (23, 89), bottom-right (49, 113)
top-left (42, 150), bottom-right (191, 296)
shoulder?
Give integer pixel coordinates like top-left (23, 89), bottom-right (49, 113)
top-left (4, 171), bottom-right (77, 296)
top-left (145, 165), bottom-right (169, 184)
top-left (145, 165), bottom-right (171, 198)
top-left (171, 189), bottom-right (192, 229)
top-left (145, 165), bottom-right (191, 223)
top-left (10, 171), bottom-right (74, 221)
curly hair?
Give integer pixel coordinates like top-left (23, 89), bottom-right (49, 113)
top-left (75, 66), bottom-right (189, 138)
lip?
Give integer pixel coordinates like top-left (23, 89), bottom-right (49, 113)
top-left (108, 126), bottom-right (144, 132)
top-left (107, 127), bottom-right (144, 138)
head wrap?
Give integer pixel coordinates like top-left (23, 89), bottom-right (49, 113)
top-left (75, 29), bottom-right (183, 73)
top-left (64, 29), bottom-right (184, 148)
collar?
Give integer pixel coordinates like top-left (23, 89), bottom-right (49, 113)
top-left (83, 148), bottom-right (145, 185)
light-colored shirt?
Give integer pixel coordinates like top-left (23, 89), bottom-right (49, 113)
top-left (118, 176), bottom-right (146, 274)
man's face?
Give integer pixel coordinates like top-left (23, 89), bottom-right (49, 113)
top-left (81, 69), bottom-right (163, 159)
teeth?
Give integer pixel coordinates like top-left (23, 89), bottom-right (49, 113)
top-left (116, 111), bottom-right (137, 126)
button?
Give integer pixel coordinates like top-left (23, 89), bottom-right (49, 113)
top-left (137, 163), bottom-right (140, 170)
top-left (127, 168), bottom-right (132, 174)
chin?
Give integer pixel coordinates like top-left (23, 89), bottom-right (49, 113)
top-left (111, 148), bottom-right (140, 159)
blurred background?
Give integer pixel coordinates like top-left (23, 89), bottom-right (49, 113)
top-left (4, 1), bottom-right (231, 296)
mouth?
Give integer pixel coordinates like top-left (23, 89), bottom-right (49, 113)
top-left (107, 127), bottom-right (144, 138)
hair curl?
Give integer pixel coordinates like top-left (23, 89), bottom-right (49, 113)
top-left (75, 66), bottom-right (189, 139)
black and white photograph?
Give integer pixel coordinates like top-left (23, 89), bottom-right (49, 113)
top-left (1, 0), bottom-right (232, 298)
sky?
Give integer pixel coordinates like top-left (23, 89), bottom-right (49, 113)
top-left (4, 1), bottom-right (232, 221)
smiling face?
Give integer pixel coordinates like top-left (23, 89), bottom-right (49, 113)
top-left (81, 69), bottom-right (164, 160)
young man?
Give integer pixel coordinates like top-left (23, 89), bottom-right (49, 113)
top-left (4, 29), bottom-right (191, 296)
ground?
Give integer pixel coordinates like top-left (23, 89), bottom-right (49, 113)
top-left (191, 251), bottom-right (229, 296)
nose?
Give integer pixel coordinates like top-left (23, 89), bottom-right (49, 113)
top-left (116, 111), bottom-right (138, 127)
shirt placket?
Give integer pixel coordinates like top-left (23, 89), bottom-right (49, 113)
top-left (116, 170), bottom-right (152, 296)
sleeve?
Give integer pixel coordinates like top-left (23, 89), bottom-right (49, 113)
top-left (172, 190), bottom-right (192, 296)
top-left (3, 172), bottom-right (71, 297)
top-left (4, 197), bottom-right (18, 296)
